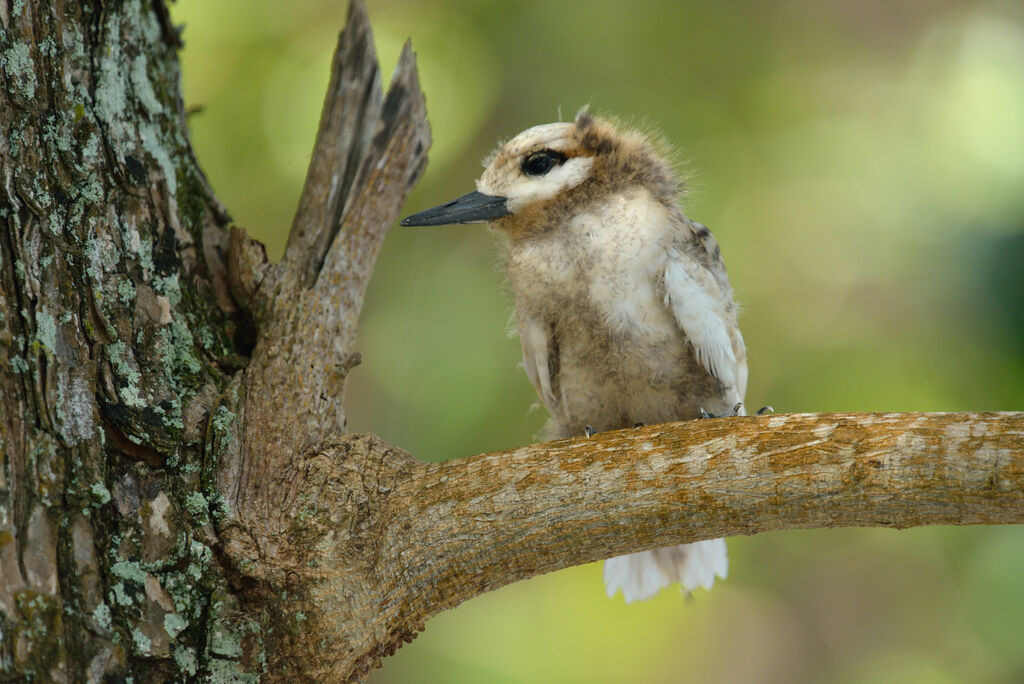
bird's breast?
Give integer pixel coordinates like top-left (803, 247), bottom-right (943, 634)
top-left (508, 188), bottom-right (677, 334)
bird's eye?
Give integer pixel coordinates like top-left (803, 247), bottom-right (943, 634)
top-left (521, 150), bottom-right (566, 177)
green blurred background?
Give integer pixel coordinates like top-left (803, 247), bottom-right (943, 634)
top-left (170, 1), bottom-right (1024, 681)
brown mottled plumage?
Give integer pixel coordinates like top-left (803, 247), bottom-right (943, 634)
top-left (402, 110), bottom-right (747, 603)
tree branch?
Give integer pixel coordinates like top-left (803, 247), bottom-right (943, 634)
top-left (382, 410), bottom-right (1024, 623)
top-left (223, 0), bottom-right (430, 531)
top-left (231, 411), bottom-right (1023, 681)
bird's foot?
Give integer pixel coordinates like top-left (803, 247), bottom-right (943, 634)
top-left (699, 403), bottom-right (775, 419)
top-left (698, 403), bottom-right (744, 419)
top-left (584, 425), bottom-right (596, 438)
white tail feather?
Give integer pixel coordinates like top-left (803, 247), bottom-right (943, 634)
top-left (604, 539), bottom-right (728, 603)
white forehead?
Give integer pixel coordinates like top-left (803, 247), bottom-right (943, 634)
top-left (502, 122), bottom-right (575, 155)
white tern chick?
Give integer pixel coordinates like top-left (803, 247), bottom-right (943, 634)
top-left (401, 111), bottom-right (747, 603)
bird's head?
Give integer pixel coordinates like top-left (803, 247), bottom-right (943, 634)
top-left (400, 110), bottom-right (680, 238)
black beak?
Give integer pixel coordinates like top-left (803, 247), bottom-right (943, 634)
top-left (400, 191), bottom-right (511, 226)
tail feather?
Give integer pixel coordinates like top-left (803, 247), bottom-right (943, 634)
top-left (604, 539), bottom-right (728, 603)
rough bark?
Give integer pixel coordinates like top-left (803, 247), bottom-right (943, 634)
top-left (0, 0), bottom-right (246, 680)
top-left (1, 2), bottom-right (1022, 683)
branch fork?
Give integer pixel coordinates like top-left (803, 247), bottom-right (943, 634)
top-left (210, 3), bottom-right (1024, 681)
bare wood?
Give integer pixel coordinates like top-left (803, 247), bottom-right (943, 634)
top-left (215, 5), bottom-right (434, 678)
top-left (282, 0), bottom-right (383, 289)
top-left (387, 410), bottom-right (1024, 619)
top-left (228, 0), bottom-right (431, 530)
top-left (227, 411), bottom-right (1023, 681)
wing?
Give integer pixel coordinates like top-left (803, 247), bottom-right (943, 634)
top-left (518, 314), bottom-right (560, 416)
top-left (662, 224), bottom-right (747, 398)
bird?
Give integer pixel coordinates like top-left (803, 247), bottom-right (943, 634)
top-left (401, 110), bottom-right (747, 603)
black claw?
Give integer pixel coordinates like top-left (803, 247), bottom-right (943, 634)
top-left (699, 403), bottom-right (772, 419)
top-left (584, 425), bottom-right (595, 438)
top-left (633, 422), bottom-right (645, 428)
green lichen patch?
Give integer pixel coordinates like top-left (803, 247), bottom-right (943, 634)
top-left (111, 582), bottom-right (135, 607)
top-left (174, 646), bottom-right (198, 676)
top-left (118, 279), bottom-right (136, 305)
top-left (92, 603), bottom-right (113, 633)
top-left (111, 560), bottom-right (147, 586)
top-left (139, 121), bottom-right (177, 196)
top-left (131, 627), bottom-right (152, 655)
top-left (203, 593), bottom-right (265, 682)
top-left (209, 625), bottom-right (243, 659)
top-left (94, 13), bottom-right (130, 141)
top-left (183, 491), bottom-right (209, 525)
top-left (207, 658), bottom-right (260, 684)
top-left (186, 539), bottom-right (212, 583)
top-left (90, 482), bottom-right (112, 506)
top-left (163, 612), bottom-right (187, 640)
top-left (2, 42), bottom-right (37, 100)
top-left (34, 308), bottom-right (57, 355)
top-left (105, 340), bottom-right (146, 408)
top-left (130, 54), bottom-right (162, 116)
top-left (10, 354), bottom-right (30, 374)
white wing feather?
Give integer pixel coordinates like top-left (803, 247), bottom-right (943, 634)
top-left (519, 316), bottom-right (558, 414)
top-left (663, 251), bottom-right (737, 389)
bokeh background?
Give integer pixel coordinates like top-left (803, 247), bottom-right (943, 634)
top-left (170, 1), bottom-right (1024, 681)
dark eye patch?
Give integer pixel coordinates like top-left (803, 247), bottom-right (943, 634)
top-left (521, 149), bottom-right (567, 177)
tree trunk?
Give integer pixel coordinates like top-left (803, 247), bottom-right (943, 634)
top-left (1, 0), bottom-right (251, 679)
top-left (2, 2), bottom-right (1022, 683)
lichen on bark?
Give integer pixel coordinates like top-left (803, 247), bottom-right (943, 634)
top-left (0, 0), bottom-right (254, 679)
